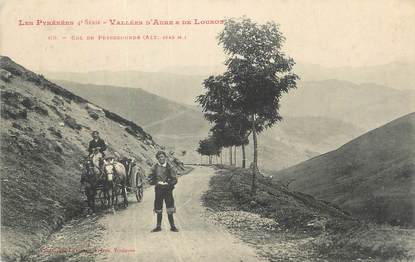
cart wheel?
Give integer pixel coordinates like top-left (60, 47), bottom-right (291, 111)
top-left (135, 186), bottom-right (143, 202)
top-left (135, 175), bottom-right (144, 202)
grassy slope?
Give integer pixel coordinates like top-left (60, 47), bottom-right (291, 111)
top-left (0, 56), bottom-right (184, 261)
top-left (203, 167), bottom-right (414, 261)
top-left (273, 113), bottom-right (415, 226)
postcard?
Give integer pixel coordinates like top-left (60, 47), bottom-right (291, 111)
top-left (1, 1), bottom-right (414, 261)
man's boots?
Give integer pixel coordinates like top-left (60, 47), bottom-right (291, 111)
top-left (168, 214), bottom-right (179, 232)
top-left (151, 214), bottom-right (162, 232)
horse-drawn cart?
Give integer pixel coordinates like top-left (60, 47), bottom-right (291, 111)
top-left (96, 167), bottom-right (144, 205)
top-left (81, 154), bottom-right (145, 212)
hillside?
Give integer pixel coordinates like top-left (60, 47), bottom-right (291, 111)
top-left (0, 56), bottom-right (184, 261)
top-left (273, 113), bottom-right (415, 226)
top-left (259, 116), bottom-right (363, 169)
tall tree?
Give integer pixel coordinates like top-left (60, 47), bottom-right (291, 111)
top-left (218, 17), bottom-right (298, 194)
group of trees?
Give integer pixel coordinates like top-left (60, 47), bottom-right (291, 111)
top-left (196, 17), bottom-right (298, 194)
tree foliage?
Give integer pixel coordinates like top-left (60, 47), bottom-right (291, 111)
top-left (196, 74), bottom-right (251, 148)
top-left (196, 137), bottom-right (221, 157)
top-left (218, 17), bottom-right (298, 129)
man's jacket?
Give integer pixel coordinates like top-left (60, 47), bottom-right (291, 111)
top-left (88, 138), bottom-right (107, 155)
top-left (148, 163), bottom-right (177, 189)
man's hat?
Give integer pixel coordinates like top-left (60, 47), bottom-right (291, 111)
top-left (156, 150), bottom-right (167, 158)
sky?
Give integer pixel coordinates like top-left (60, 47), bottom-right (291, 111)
top-left (1, 0), bottom-right (414, 72)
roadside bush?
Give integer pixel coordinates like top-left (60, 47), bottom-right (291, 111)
top-left (314, 222), bottom-right (410, 260)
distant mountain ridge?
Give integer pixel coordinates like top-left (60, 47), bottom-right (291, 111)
top-left (47, 67), bottom-right (415, 172)
top-left (55, 80), bottom-right (363, 171)
top-left (44, 70), bottom-right (415, 132)
top-left (280, 79), bottom-right (415, 131)
top-left (293, 61), bottom-right (415, 90)
top-left (44, 70), bottom-right (205, 106)
top-left (44, 60), bottom-right (415, 101)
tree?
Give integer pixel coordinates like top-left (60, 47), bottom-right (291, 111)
top-left (218, 17), bottom-right (298, 194)
top-left (196, 136), bottom-right (221, 165)
top-left (225, 112), bottom-right (251, 168)
top-left (210, 113), bottom-right (250, 167)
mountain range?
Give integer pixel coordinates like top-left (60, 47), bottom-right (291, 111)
top-left (54, 75), bottom-right (415, 168)
top-left (281, 79), bottom-right (415, 131)
top-left (293, 61), bottom-right (415, 90)
top-left (273, 113), bottom-right (415, 226)
top-left (55, 80), bottom-right (368, 170)
top-left (43, 61), bottom-right (415, 105)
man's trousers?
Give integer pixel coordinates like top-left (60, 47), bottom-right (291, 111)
top-left (153, 184), bottom-right (176, 214)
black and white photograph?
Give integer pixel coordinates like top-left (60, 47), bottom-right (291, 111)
top-left (0, 0), bottom-right (414, 261)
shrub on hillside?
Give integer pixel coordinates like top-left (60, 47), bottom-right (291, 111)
top-left (64, 115), bottom-right (82, 130)
top-left (313, 222), bottom-right (410, 260)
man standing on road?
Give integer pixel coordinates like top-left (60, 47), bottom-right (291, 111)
top-left (148, 151), bottom-right (179, 232)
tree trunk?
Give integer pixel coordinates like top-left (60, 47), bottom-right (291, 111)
top-left (220, 150), bottom-right (223, 164)
top-left (242, 143), bottom-right (246, 168)
top-left (251, 116), bottom-right (258, 195)
top-left (234, 146), bottom-right (237, 166)
top-left (229, 147), bottom-right (233, 166)
top-left (209, 155), bottom-right (212, 165)
top-left (200, 155), bottom-right (202, 165)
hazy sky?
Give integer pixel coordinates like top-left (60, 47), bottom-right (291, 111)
top-left (1, 0), bottom-right (414, 72)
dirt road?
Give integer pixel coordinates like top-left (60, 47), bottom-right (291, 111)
top-left (97, 166), bottom-right (264, 262)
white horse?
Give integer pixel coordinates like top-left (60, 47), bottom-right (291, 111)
top-left (103, 158), bottom-right (128, 212)
top-left (81, 150), bottom-right (104, 212)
